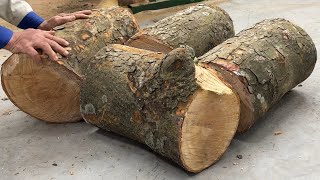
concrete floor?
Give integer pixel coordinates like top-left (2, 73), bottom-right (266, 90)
top-left (1, 0), bottom-right (320, 179)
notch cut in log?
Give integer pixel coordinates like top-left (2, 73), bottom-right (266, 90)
top-left (80, 44), bottom-right (240, 173)
top-left (1, 7), bottom-right (140, 123)
top-left (126, 4), bottom-right (234, 57)
top-left (199, 19), bottom-right (317, 133)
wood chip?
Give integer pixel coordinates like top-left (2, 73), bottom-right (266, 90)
top-left (2, 111), bottom-right (12, 116)
top-left (1, 97), bottom-right (9, 101)
top-left (274, 131), bottom-right (282, 136)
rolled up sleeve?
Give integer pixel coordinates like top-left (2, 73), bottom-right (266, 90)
top-left (0, 26), bottom-right (13, 48)
top-left (0, 0), bottom-right (44, 29)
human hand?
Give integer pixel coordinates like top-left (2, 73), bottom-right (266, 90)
top-left (38, 10), bottom-right (92, 31)
top-left (4, 29), bottom-right (69, 63)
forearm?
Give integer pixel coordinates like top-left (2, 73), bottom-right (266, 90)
top-left (0, 11), bottom-right (44, 49)
top-left (0, 0), bottom-right (45, 48)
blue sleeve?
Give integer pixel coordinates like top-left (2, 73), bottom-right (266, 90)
top-left (0, 26), bottom-right (13, 49)
top-left (17, 11), bottom-right (44, 29)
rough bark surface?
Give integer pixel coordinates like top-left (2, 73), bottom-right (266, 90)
top-left (126, 4), bottom-right (234, 57)
top-left (56, 7), bottom-right (140, 75)
top-left (81, 44), bottom-right (197, 167)
top-left (199, 19), bottom-right (317, 133)
top-left (1, 7), bottom-right (140, 123)
top-left (80, 44), bottom-right (240, 172)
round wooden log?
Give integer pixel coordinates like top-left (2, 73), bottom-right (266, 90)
top-left (126, 4), bottom-right (235, 56)
top-left (1, 7), bottom-right (140, 123)
top-left (199, 19), bottom-right (317, 133)
top-left (80, 44), bottom-right (240, 173)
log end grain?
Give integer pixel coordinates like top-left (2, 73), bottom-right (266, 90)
top-left (200, 63), bottom-right (254, 133)
top-left (180, 66), bottom-right (240, 172)
top-left (1, 54), bottom-right (81, 123)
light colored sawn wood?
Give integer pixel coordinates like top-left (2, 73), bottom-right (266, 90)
top-left (1, 54), bottom-right (81, 122)
top-left (180, 66), bottom-right (240, 172)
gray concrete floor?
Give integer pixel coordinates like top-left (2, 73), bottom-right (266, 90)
top-left (1, 0), bottom-right (320, 179)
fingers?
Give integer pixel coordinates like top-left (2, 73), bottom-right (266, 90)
top-left (45, 33), bottom-right (69, 46)
top-left (72, 10), bottom-right (92, 19)
top-left (73, 13), bottom-right (90, 19)
top-left (51, 15), bottom-right (77, 27)
top-left (35, 42), bottom-right (58, 61)
top-left (59, 10), bottom-right (91, 20)
top-left (61, 15), bottom-right (77, 22)
top-left (6, 29), bottom-right (69, 63)
top-left (42, 31), bottom-right (70, 59)
top-left (47, 31), bottom-right (55, 35)
top-left (40, 10), bottom-right (92, 30)
top-left (59, 10), bottom-right (91, 17)
top-left (28, 48), bottom-right (42, 64)
top-left (46, 39), bottom-right (69, 57)
top-left (74, 10), bottom-right (92, 15)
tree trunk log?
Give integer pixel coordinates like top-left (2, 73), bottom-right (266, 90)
top-left (80, 44), bottom-right (240, 173)
top-left (199, 19), bottom-right (317, 133)
top-left (126, 4), bottom-right (234, 57)
top-left (1, 7), bottom-right (140, 123)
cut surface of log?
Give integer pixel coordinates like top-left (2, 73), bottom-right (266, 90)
top-left (199, 19), bottom-right (317, 133)
top-left (1, 7), bottom-right (140, 123)
top-left (126, 4), bottom-right (234, 56)
top-left (80, 44), bottom-right (240, 172)
top-left (180, 66), bottom-right (239, 171)
top-left (1, 56), bottom-right (81, 122)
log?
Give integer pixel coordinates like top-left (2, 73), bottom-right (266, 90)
top-left (80, 44), bottom-right (240, 173)
top-left (1, 7), bottom-right (140, 123)
top-left (80, 5), bottom-right (237, 172)
top-left (126, 4), bottom-right (234, 57)
top-left (198, 19), bottom-right (317, 133)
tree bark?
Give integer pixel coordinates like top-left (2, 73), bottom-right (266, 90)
top-left (198, 19), bottom-right (317, 133)
top-left (1, 7), bottom-right (140, 123)
top-left (126, 4), bottom-right (234, 57)
top-left (80, 44), bottom-right (240, 173)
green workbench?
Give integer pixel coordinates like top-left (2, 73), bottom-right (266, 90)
top-left (129, 0), bottom-right (204, 14)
